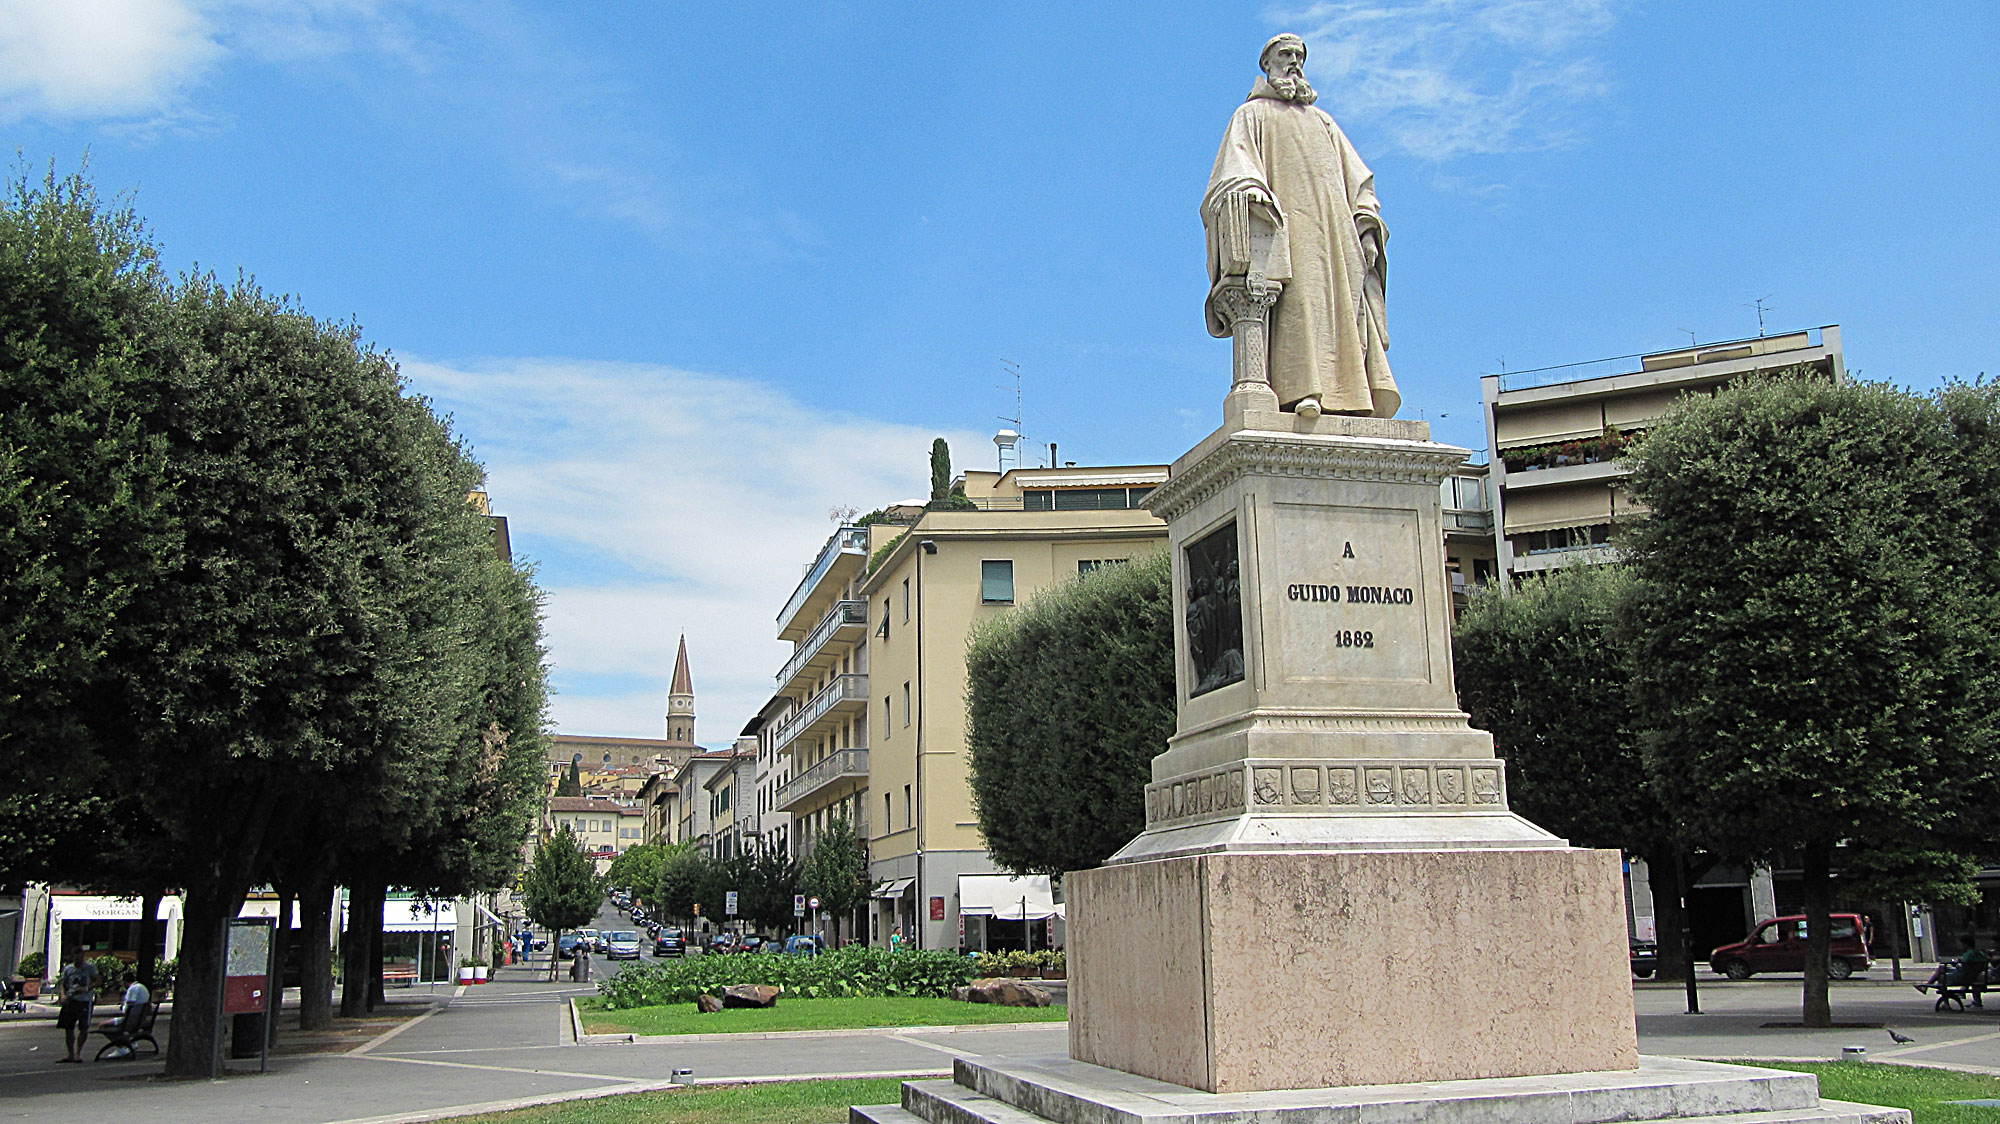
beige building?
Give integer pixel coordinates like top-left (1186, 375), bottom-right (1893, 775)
top-left (858, 464), bottom-right (1169, 950)
top-left (545, 795), bottom-right (646, 857)
top-left (1481, 326), bottom-right (1845, 582)
top-left (707, 738), bottom-right (761, 859)
top-left (672, 748), bottom-right (741, 852)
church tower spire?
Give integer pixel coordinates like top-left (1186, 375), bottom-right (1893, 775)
top-left (666, 634), bottom-right (696, 744)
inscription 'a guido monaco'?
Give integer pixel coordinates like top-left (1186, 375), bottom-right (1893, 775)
top-left (1285, 584), bottom-right (1416, 604)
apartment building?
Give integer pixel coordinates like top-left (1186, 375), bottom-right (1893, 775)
top-left (860, 463), bottom-right (1169, 950)
top-left (672, 748), bottom-right (740, 852)
top-left (545, 795), bottom-right (646, 856)
top-left (1480, 326), bottom-right (1845, 582)
top-left (706, 738), bottom-right (761, 858)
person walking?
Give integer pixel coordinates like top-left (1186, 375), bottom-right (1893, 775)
top-left (54, 948), bottom-right (101, 1063)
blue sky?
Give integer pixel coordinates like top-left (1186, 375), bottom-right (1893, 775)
top-left (7, 1), bottom-right (1995, 740)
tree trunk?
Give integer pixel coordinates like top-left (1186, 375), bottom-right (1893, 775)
top-left (339, 872), bottom-right (379, 1018)
top-left (162, 886), bottom-right (235, 1076)
top-left (1645, 847), bottom-right (1688, 980)
top-left (1801, 843), bottom-right (1834, 1028)
top-left (298, 871), bottom-right (335, 1030)
top-left (366, 893), bottom-right (385, 1011)
top-left (137, 889), bottom-right (162, 993)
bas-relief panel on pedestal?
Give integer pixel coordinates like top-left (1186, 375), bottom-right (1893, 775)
top-left (1143, 760), bottom-right (1505, 826)
top-left (1185, 522), bottom-right (1245, 698)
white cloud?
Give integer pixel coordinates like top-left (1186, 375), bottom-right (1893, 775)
top-left (1275, 0), bottom-right (1618, 160)
top-left (0, 0), bottom-right (420, 122)
top-left (402, 356), bottom-right (986, 741)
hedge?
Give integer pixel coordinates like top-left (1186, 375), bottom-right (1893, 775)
top-left (595, 946), bottom-right (978, 1009)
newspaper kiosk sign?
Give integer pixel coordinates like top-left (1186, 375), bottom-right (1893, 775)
top-left (224, 917), bottom-right (275, 1014)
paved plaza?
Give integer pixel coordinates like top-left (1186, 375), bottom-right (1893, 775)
top-left (2, 965), bottom-right (1996, 1124)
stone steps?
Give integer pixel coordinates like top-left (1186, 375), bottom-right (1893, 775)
top-left (849, 1056), bottom-right (1911, 1124)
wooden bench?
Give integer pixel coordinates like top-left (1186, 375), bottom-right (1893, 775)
top-left (382, 961), bottom-right (419, 988)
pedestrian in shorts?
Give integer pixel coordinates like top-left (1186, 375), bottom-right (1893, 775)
top-left (56, 948), bottom-right (101, 1063)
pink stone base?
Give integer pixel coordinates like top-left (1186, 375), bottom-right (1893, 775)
top-left (1066, 846), bottom-right (1639, 1093)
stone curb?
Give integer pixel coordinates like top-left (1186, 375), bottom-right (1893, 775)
top-left (321, 1068), bottom-right (950, 1124)
top-left (569, 1005), bottom-right (1066, 1045)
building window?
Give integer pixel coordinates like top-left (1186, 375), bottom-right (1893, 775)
top-left (1078, 558), bottom-right (1130, 575)
top-left (981, 559), bottom-right (1014, 603)
top-left (1024, 487), bottom-right (1153, 511)
top-left (1514, 523), bottom-right (1613, 556)
top-left (902, 577), bottom-right (911, 621)
top-left (883, 697), bottom-right (891, 739)
top-left (884, 792), bottom-right (893, 833)
top-left (879, 600), bottom-right (890, 640)
top-left (903, 784), bottom-right (913, 833)
top-left (902, 681), bottom-right (912, 726)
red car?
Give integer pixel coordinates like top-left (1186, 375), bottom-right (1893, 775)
top-left (1709, 914), bottom-right (1872, 979)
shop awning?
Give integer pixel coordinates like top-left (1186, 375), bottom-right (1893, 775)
top-left (872, 878), bottom-right (915, 900)
top-left (957, 874), bottom-right (1059, 921)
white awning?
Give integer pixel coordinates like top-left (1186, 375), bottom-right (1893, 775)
top-left (872, 878), bottom-right (914, 900)
top-left (958, 874), bottom-right (1059, 921)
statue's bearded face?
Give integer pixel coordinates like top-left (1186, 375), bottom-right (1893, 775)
top-left (1262, 40), bottom-right (1315, 102)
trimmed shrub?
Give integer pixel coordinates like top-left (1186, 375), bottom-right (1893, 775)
top-left (595, 947), bottom-right (977, 1009)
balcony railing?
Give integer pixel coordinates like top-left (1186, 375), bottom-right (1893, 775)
top-left (1490, 326), bottom-right (1830, 394)
top-left (776, 748), bottom-right (869, 812)
top-left (1443, 509), bottom-right (1494, 533)
top-left (776, 600), bottom-right (866, 693)
top-left (776, 526), bottom-right (868, 636)
top-left (772, 673), bottom-right (869, 754)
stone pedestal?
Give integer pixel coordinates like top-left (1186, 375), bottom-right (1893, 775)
top-left (1064, 409), bottom-right (1638, 1093)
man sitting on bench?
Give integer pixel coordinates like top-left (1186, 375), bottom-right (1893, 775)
top-left (94, 970), bottom-right (150, 1060)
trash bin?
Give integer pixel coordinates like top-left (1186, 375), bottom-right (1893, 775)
top-left (230, 1012), bottom-right (265, 1059)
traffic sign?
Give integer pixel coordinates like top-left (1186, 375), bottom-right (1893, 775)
top-left (725, 890), bottom-right (739, 917)
top-left (808, 896), bottom-right (820, 910)
top-left (793, 894), bottom-right (806, 916)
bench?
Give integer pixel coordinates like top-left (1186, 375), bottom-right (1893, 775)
top-left (382, 962), bottom-right (419, 988)
top-left (94, 1001), bottom-right (160, 1061)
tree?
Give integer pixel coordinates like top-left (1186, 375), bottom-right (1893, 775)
top-left (654, 845), bottom-right (717, 928)
top-left (555, 762), bottom-right (583, 797)
top-left (725, 841), bottom-right (800, 932)
top-left (522, 826), bottom-right (602, 979)
top-left (1452, 564), bottom-right (1699, 979)
top-left (1624, 375), bottom-right (2000, 1027)
top-left (605, 842), bottom-right (672, 905)
top-left (800, 817), bottom-right (872, 944)
top-left (966, 552), bottom-right (1173, 874)
top-left (930, 437), bottom-right (951, 503)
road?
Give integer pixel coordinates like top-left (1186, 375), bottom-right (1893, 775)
top-left (3, 920), bottom-right (1996, 1124)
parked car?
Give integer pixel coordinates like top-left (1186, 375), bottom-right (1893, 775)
top-left (653, 929), bottom-right (685, 957)
top-left (709, 933), bottom-right (737, 953)
top-left (605, 930), bottom-right (643, 960)
top-left (1709, 914), bottom-right (1872, 979)
top-left (556, 933), bottom-right (583, 960)
top-left (580, 928), bottom-right (604, 952)
top-left (1630, 940), bottom-right (1658, 979)
top-left (783, 935), bottom-right (822, 956)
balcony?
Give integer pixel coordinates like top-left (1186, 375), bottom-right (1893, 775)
top-left (776, 600), bottom-right (867, 695)
top-left (776, 748), bottom-right (869, 813)
top-left (1443, 508), bottom-right (1494, 534)
top-left (772, 673), bottom-right (869, 754)
top-left (777, 527), bottom-right (869, 640)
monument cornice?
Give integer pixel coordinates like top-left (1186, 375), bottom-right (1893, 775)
top-left (1144, 429), bottom-right (1468, 524)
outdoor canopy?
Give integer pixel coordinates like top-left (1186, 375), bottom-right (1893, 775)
top-left (872, 877), bottom-right (915, 900)
top-left (956, 874), bottom-right (1061, 921)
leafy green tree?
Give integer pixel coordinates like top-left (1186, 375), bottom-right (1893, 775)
top-left (0, 165), bottom-right (167, 887)
top-left (1624, 376), bottom-right (2000, 1027)
top-left (555, 762), bottom-right (583, 797)
top-left (606, 842), bottom-right (673, 906)
top-left (966, 552), bottom-right (1173, 874)
top-left (654, 844), bottom-right (717, 928)
top-left (1453, 564), bottom-right (1702, 978)
top-left (726, 841), bottom-right (801, 932)
top-left (523, 826), bottom-right (603, 979)
top-left (800, 817), bottom-right (873, 944)
top-left (930, 438), bottom-right (951, 503)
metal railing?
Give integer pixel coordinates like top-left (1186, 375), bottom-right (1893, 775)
top-left (776, 600), bottom-right (866, 689)
top-left (1444, 509), bottom-right (1494, 533)
top-left (776, 527), bottom-right (868, 633)
top-left (776, 748), bottom-right (869, 811)
top-left (1489, 326), bottom-right (1829, 394)
top-left (772, 673), bottom-right (869, 753)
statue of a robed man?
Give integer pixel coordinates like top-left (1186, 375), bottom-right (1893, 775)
top-left (1203, 33), bottom-right (1399, 419)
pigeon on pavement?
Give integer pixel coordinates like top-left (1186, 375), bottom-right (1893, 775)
top-left (1887, 1029), bottom-right (1916, 1045)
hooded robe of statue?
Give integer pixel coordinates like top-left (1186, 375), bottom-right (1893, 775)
top-left (1203, 77), bottom-right (1399, 418)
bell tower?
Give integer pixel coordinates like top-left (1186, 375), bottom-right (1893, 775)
top-left (665, 634), bottom-right (696, 744)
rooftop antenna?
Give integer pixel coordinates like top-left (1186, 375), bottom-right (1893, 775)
top-left (996, 360), bottom-right (1024, 473)
top-left (1746, 296), bottom-right (1774, 337)
top-left (1677, 328), bottom-right (1698, 347)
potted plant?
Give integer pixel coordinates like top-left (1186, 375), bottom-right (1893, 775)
top-left (15, 952), bottom-right (44, 1000)
top-left (1008, 951), bottom-right (1038, 978)
top-left (1038, 950), bottom-right (1066, 980)
top-left (457, 957), bottom-right (477, 985)
top-left (473, 957), bottom-right (489, 983)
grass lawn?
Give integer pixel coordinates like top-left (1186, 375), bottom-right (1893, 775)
top-left (442, 1077), bottom-right (908, 1124)
top-left (577, 995), bottom-right (1066, 1036)
top-left (1756, 1062), bottom-right (2000, 1124)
